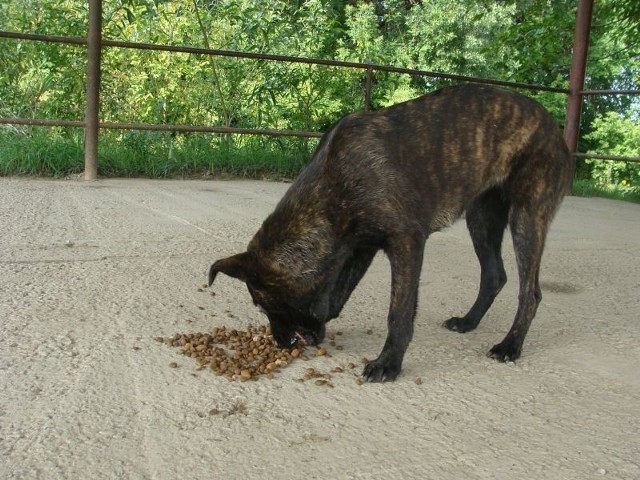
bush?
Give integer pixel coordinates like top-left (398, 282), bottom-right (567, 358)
top-left (583, 110), bottom-right (640, 187)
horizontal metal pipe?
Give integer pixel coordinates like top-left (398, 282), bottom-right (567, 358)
top-left (4, 117), bottom-right (639, 163)
top-left (0, 117), bottom-right (322, 138)
top-left (580, 89), bottom-right (640, 96)
top-left (0, 117), bottom-right (85, 127)
top-left (0, 30), bottom-right (87, 45)
top-left (98, 121), bottom-right (324, 138)
top-left (573, 152), bottom-right (640, 164)
top-left (0, 30), bottom-right (568, 93)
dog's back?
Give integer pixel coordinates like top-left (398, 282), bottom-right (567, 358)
top-left (307, 84), bottom-right (572, 234)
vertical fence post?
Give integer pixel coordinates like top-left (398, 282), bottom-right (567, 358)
top-left (84, 0), bottom-right (102, 181)
top-left (364, 65), bottom-right (373, 111)
top-left (564, 0), bottom-right (593, 192)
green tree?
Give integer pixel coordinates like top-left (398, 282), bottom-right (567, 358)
top-left (584, 109), bottom-right (640, 187)
top-left (1, 0), bottom-right (638, 189)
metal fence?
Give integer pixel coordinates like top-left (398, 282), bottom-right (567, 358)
top-left (1, 0), bottom-right (639, 181)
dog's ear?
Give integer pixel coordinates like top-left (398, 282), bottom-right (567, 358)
top-left (209, 252), bottom-right (255, 286)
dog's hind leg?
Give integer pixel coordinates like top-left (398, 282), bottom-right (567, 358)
top-left (488, 206), bottom-right (548, 362)
top-left (443, 187), bottom-right (509, 333)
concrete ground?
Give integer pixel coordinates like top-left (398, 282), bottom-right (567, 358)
top-left (1, 177), bottom-right (638, 480)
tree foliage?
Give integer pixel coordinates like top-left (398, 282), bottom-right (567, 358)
top-left (0, 0), bottom-right (638, 184)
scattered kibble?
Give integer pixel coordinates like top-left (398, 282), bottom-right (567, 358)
top-left (415, 377), bottom-right (423, 385)
top-left (157, 326), bottom-right (380, 385)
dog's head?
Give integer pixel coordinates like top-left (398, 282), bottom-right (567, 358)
top-left (208, 252), bottom-right (327, 348)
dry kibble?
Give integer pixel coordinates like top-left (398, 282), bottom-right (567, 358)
top-left (415, 377), bottom-right (423, 385)
top-left (158, 323), bottom-right (361, 383)
top-left (159, 325), bottom-right (310, 381)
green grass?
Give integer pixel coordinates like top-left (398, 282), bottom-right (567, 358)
top-left (1, 129), bottom-right (639, 204)
top-left (572, 178), bottom-right (640, 203)
top-left (0, 128), bottom-right (84, 176)
top-left (0, 128), bottom-right (315, 179)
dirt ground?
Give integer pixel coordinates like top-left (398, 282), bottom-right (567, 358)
top-left (1, 177), bottom-right (638, 480)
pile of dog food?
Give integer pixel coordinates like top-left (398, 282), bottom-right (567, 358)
top-left (156, 324), bottom-right (364, 384)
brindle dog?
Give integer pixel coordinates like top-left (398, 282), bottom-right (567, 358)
top-left (208, 84), bottom-right (573, 382)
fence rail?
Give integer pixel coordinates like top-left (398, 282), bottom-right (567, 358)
top-left (574, 153), bottom-right (640, 164)
top-left (1, 14), bottom-right (640, 171)
top-left (0, 30), bottom-right (572, 93)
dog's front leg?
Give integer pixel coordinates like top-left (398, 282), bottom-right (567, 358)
top-left (363, 232), bottom-right (426, 382)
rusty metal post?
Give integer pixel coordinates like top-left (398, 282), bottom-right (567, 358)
top-left (84, 0), bottom-right (102, 180)
top-left (564, 0), bottom-right (593, 157)
top-left (364, 66), bottom-right (373, 111)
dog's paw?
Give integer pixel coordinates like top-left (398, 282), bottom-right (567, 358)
top-left (362, 357), bottom-right (401, 383)
top-left (488, 341), bottom-right (522, 362)
top-left (442, 316), bottom-right (478, 333)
